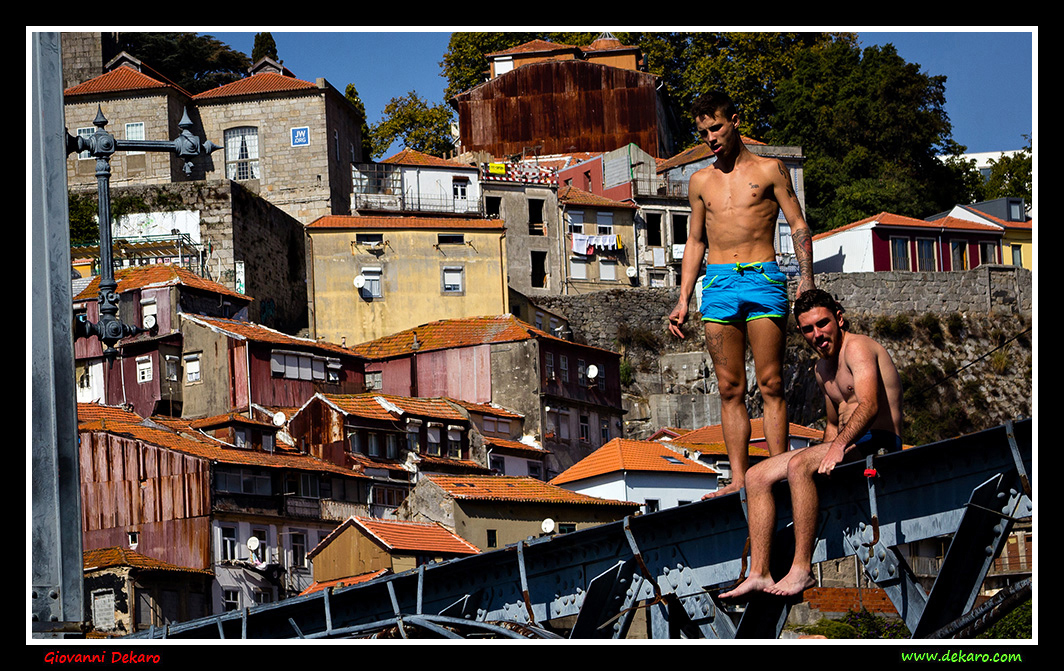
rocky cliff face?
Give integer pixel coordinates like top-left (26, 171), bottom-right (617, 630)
top-left (533, 285), bottom-right (1032, 447)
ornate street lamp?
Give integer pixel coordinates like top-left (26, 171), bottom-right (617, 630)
top-left (66, 105), bottom-right (218, 365)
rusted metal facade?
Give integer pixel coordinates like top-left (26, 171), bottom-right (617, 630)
top-left (79, 431), bottom-right (213, 571)
top-left (452, 61), bottom-right (674, 159)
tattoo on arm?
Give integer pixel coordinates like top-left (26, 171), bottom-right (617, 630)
top-left (792, 227), bottom-right (814, 289)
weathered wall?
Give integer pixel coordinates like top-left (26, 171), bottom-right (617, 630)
top-left (533, 266), bottom-right (1033, 445)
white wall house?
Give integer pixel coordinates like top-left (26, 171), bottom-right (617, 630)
top-left (352, 148), bottom-right (482, 216)
top-left (549, 438), bottom-right (718, 513)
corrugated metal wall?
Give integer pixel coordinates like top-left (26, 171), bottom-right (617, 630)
top-left (454, 61), bottom-right (666, 159)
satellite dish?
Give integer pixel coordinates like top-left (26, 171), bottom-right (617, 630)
top-left (353, 275), bottom-right (367, 289)
top-left (587, 365), bottom-right (599, 380)
top-left (541, 518), bottom-right (556, 534)
top-left (246, 536), bottom-right (260, 552)
top-left (143, 314), bottom-right (157, 330)
top-left (272, 411), bottom-right (286, 427)
top-left (625, 265), bottom-right (637, 278)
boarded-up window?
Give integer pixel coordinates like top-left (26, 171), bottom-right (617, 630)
top-left (92, 589), bottom-right (115, 630)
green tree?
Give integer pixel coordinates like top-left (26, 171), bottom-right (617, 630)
top-left (344, 83), bottom-right (375, 162)
top-left (441, 32), bottom-right (540, 100)
top-left (769, 42), bottom-right (968, 230)
top-left (118, 33), bottom-right (250, 94)
top-left (983, 136), bottom-right (1032, 206)
top-left (252, 32), bottom-right (279, 63)
top-left (370, 91), bottom-right (455, 159)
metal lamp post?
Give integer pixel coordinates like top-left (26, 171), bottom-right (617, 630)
top-left (66, 105), bottom-right (219, 364)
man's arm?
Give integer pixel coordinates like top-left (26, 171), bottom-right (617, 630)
top-left (772, 160), bottom-right (814, 297)
top-left (818, 341), bottom-right (882, 475)
top-left (668, 171), bottom-right (708, 338)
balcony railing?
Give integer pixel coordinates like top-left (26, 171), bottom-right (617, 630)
top-left (633, 177), bottom-right (688, 199)
top-left (352, 192), bottom-right (484, 216)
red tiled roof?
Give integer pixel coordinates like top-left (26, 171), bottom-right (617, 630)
top-left (192, 71), bottom-right (318, 100)
top-left (487, 39), bottom-right (582, 58)
top-left (550, 438), bottom-right (716, 485)
top-left (354, 516), bottom-right (481, 555)
top-left (83, 546), bottom-right (212, 575)
top-left (299, 569), bottom-right (390, 596)
top-left (78, 414), bottom-right (364, 478)
top-left (181, 314), bottom-right (362, 360)
top-left (426, 474), bottom-right (639, 507)
top-left (483, 436), bottom-right (549, 455)
top-left (445, 398), bottom-right (523, 419)
top-left (381, 148), bottom-right (477, 169)
top-left (73, 264), bottom-right (247, 302)
top-left (558, 185), bottom-right (638, 209)
top-left (64, 64), bottom-right (187, 97)
top-left (320, 393), bottom-right (468, 423)
top-left (669, 419), bottom-right (823, 457)
top-left (813, 212), bottom-right (1005, 241)
top-left (349, 314), bottom-right (613, 361)
top-left (306, 214), bottom-right (505, 231)
top-left (189, 411), bottom-right (276, 431)
top-left (657, 138), bottom-right (764, 172)
top-left (77, 403), bottom-right (144, 425)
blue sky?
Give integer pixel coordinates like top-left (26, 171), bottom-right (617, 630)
top-left (202, 28), bottom-right (1035, 158)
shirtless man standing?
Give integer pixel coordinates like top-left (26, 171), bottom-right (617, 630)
top-left (720, 289), bottom-right (904, 599)
top-left (668, 90), bottom-right (815, 499)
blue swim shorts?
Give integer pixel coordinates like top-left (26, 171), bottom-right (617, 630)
top-left (699, 262), bottom-right (789, 324)
top-left (853, 429), bottom-right (903, 457)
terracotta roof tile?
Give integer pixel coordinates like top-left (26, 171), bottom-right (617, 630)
top-left (73, 264), bottom-right (247, 302)
top-left (77, 403), bottom-right (144, 425)
top-left (83, 546), bottom-right (212, 575)
top-left (192, 71), bottom-right (317, 100)
top-left (64, 64), bottom-right (186, 97)
top-left (306, 214), bottom-right (504, 231)
top-left (487, 39), bottom-right (581, 58)
top-left (349, 314), bottom-right (613, 360)
top-left (381, 148), bottom-right (477, 169)
top-left (78, 414), bottom-right (364, 478)
top-left (181, 314), bottom-right (362, 360)
top-left (446, 398), bottom-right (524, 419)
top-left (299, 569), bottom-right (390, 595)
top-left (675, 418), bottom-right (823, 444)
top-left (426, 474), bottom-right (639, 507)
top-left (483, 436), bottom-right (549, 455)
top-left (321, 393), bottom-right (468, 423)
top-left (558, 184), bottom-right (638, 209)
top-left (812, 211), bottom-right (1005, 241)
top-left (354, 516), bottom-right (481, 554)
top-left (550, 438), bottom-right (716, 485)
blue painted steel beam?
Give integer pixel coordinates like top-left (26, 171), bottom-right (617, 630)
top-left (129, 419), bottom-right (1032, 639)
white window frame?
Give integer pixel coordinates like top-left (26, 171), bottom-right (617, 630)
top-left (600, 259), bottom-right (618, 281)
top-left (136, 356), bottom-right (152, 384)
top-left (442, 266), bottom-right (464, 294)
top-left (597, 211), bottom-right (614, 235)
top-left (359, 267), bottom-right (383, 299)
top-left (570, 256), bottom-right (588, 280)
top-left (224, 126), bottom-right (260, 180)
top-left (184, 353), bottom-right (201, 384)
top-left (124, 122), bottom-right (145, 154)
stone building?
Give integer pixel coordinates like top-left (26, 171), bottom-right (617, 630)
top-left (63, 36), bottom-right (368, 336)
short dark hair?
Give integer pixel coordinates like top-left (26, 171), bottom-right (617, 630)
top-left (690, 90), bottom-right (738, 121)
top-left (793, 289), bottom-right (848, 329)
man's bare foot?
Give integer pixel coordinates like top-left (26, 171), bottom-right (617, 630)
top-left (719, 574), bottom-right (776, 600)
top-left (766, 568), bottom-right (816, 597)
top-left (702, 482), bottom-right (742, 500)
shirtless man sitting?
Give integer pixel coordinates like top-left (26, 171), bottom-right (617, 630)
top-left (720, 289), bottom-right (904, 599)
top-left (668, 90), bottom-right (815, 499)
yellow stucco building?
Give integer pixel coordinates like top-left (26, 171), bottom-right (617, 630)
top-left (307, 215), bottom-right (509, 347)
